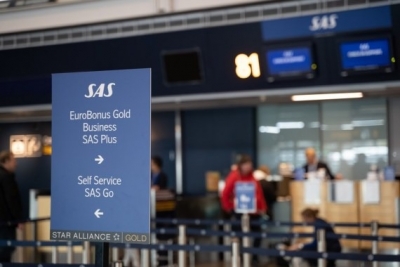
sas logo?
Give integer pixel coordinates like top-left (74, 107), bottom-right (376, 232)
top-left (309, 14), bottom-right (338, 31)
top-left (85, 83), bottom-right (115, 98)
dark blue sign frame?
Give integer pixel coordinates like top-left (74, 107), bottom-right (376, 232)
top-left (50, 69), bottom-right (151, 244)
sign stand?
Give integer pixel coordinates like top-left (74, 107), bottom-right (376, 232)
top-left (241, 213), bottom-right (251, 267)
top-left (234, 182), bottom-right (256, 267)
top-left (95, 242), bottom-right (109, 267)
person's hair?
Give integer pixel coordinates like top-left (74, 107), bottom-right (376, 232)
top-left (236, 154), bottom-right (252, 166)
top-left (258, 165), bottom-right (270, 175)
top-left (301, 208), bottom-right (319, 219)
top-left (151, 156), bottom-right (163, 169)
top-left (0, 151), bottom-right (13, 164)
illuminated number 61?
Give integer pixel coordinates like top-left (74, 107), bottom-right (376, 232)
top-left (235, 53), bottom-right (261, 79)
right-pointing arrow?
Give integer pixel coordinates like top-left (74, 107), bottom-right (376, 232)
top-left (95, 155), bottom-right (104, 164)
top-left (94, 209), bottom-right (104, 218)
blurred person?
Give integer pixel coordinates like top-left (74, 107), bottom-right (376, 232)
top-left (151, 156), bottom-right (168, 191)
top-left (253, 165), bottom-right (277, 220)
top-left (353, 154), bottom-right (370, 180)
top-left (286, 208), bottom-right (341, 267)
top-left (151, 156), bottom-right (174, 266)
top-left (0, 151), bottom-right (22, 263)
top-left (303, 148), bottom-right (335, 180)
top-left (221, 155), bottom-right (267, 265)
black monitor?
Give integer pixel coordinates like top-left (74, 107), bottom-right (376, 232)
top-left (162, 49), bottom-right (203, 85)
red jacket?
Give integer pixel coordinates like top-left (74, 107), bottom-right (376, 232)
top-left (221, 170), bottom-right (267, 214)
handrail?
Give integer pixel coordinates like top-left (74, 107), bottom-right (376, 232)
top-left (153, 227), bottom-right (400, 242)
top-left (10, 217), bottom-right (400, 229)
top-left (152, 218), bottom-right (397, 229)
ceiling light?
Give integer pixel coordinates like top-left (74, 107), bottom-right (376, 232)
top-left (292, 92), bottom-right (363, 101)
top-left (340, 124), bottom-right (354, 130)
top-left (352, 119), bottom-right (384, 127)
top-left (276, 121), bottom-right (305, 129)
top-left (259, 126), bottom-right (280, 134)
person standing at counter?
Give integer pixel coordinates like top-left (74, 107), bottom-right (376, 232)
top-left (0, 151), bottom-right (22, 263)
top-left (253, 165), bottom-right (277, 220)
top-left (221, 155), bottom-right (267, 264)
top-left (303, 148), bottom-right (335, 180)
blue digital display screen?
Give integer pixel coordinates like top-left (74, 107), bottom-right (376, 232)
top-left (266, 47), bottom-right (313, 76)
top-left (340, 39), bottom-right (391, 71)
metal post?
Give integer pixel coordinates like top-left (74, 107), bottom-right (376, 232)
top-left (178, 225), bottom-right (187, 267)
top-left (67, 241), bottom-right (74, 264)
top-left (151, 189), bottom-right (157, 267)
top-left (33, 220), bottom-right (38, 263)
top-left (168, 239), bottom-right (174, 266)
top-left (51, 245), bottom-right (58, 264)
top-left (95, 242), bottom-right (110, 267)
top-left (241, 214), bottom-right (250, 267)
top-left (112, 247), bottom-right (119, 262)
top-left (141, 248), bottom-right (150, 267)
top-left (231, 238), bottom-right (241, 267)
top-left (189, 238), bottom-right (195, 267)
top-left (175, 110), bottom-right (183, 195)
top-left (113, 260), bottom-right (123, 267)
top-left (15, 224), bottom-right (24, 263)
top-left (224, 223), bottom-right (232, 263)
top-left (317, 229), bottom-right (326, 267)
top-left (82, 241), bottom-right (91, 264)
top-left (371, 220), bottom-right (379, 267)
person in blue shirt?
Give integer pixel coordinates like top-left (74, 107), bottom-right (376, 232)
top-left (151, 156), bottom-right (168, 190)
top-left (287, 208), bottom-right (341, 267)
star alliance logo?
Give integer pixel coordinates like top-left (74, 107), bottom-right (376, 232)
top-left (113, 234), bottom-right (120, 241)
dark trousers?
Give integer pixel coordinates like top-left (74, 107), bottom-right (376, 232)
top-left (0, 226), bottom-right (16, 263)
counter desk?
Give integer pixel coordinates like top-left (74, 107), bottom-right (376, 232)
top-left (289, 180), bottom-right (400, 250)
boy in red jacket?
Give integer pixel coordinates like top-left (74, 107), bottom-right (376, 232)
top-left (221, 154), bottom-right (267, 264)
top-left (222, 155), bottom-right (267, 214)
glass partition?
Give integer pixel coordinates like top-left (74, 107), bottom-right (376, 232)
top-left (321, 98), bottom-right (388, 180)
top-left (257, 98), bottom-right (388, 179)
top-left (257, 103), bottom-right (320, 174)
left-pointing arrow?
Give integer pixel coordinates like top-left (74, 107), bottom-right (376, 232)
top-left (95, 155), bottom-right (104, 164)
top-left (94, 209), bottom-right (104, 218)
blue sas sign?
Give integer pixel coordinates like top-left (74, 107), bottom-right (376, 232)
top-left (50, 69), bottom-right (151, 244)
top-left (261, 6), bottom-right (391, 41)
top-left (234, 182), bottom-right (256, 214)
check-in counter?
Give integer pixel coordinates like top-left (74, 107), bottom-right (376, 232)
top-left (290, 180), bottom-right (400, 250)
top-left (290, 181), bottom-right (360, 249)
top-left (325, 181), bottom-right (360, 249)
top-left (358, 181), bottom-right (400, 250)
top-left (290, 181), bottom-right (328, 245)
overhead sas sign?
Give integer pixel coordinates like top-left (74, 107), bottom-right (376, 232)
top-left (309, 14), bottom-right (338, 31)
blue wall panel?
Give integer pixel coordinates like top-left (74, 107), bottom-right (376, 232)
top-left (151, 112), bottom-right (176, 190)
top-left (182, 108), bottom-right (256, 195)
